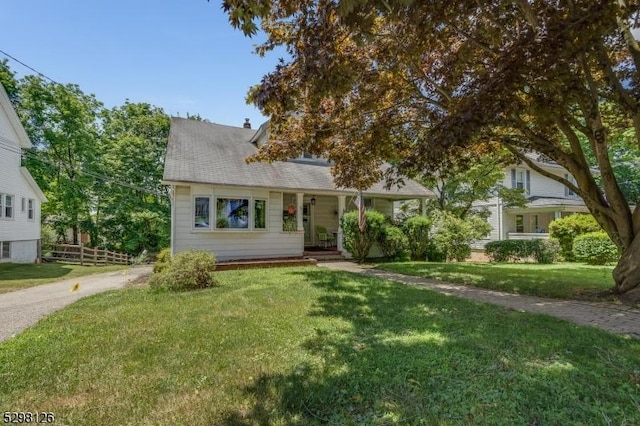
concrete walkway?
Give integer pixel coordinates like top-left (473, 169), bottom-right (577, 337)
top-left (319, 261), bottom-right (640, 339)
top-left (0, 265), bottom-right (152, 342)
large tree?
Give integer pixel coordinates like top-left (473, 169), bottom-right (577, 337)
top-left (222, 0), bottom-right (640, 301)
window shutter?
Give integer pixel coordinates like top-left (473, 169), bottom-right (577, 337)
top-left (526, 170), bottom-right (531, 194)
top-left (511, 169), bottom-right (516, 189)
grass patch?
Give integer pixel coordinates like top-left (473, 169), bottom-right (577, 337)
top-left (376, 262), bottom-right (616, 301)
top-left (1, 267), bottom-right (639, 424)
top-left (0, 263), bottom-right (130, 293)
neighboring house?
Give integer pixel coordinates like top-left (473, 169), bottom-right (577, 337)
top-left (474, 155), bottom-right (588, 247)
top-left (0, 84), bottom-right (47, 263)
top-left (162, 118), bottom-right (433, 261)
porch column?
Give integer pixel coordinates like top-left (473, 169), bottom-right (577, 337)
top-left (296, 192), bottom-right (304, 231)
top-left (553, 210), bottom-right (562, 220)
top-left (421, 198), bottom-right (428, 217)
top-left (337, 195), bottom-right (346, 252)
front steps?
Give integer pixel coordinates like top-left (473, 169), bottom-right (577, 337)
top-left (303, 249), bottom-right (346, 262)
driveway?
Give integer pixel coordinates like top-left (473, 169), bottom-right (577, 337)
top-left (0, 265), bottom-right (152, 342)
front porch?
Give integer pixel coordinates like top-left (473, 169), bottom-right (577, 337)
top-left (282, 192), bottom-right (428, 257)
top-left (504, 206), bottom-right (588, 240)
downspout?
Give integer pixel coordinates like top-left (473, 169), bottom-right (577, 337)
top-left (497, 197), bottom-right (504, 241)
top-left (170, 185), bottom-right (176, 256)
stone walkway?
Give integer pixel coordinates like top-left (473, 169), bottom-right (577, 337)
top-left (319, 261), bottom-right (640, 339)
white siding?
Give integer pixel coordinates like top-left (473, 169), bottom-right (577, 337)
top-left (0, 101), bottom-right (43, 263)
top-left (173, 185), bottom-right (303, 261)
top-left (8, 240), bottom-right (38, 263)
top-left (503, 165), bottom-right (579, 199)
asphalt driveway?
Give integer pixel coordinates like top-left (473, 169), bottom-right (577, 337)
top-left (0, 265), bottom-right (151, 342)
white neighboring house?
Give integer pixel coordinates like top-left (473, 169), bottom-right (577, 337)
top-left (0, 83), bottom-right (47, 263)
top-left (474, 156), bottom-right (589, 247)
top-left (163, 118), bottom-right (433, 261)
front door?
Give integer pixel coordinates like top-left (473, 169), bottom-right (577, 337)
top-left (303, 203), bottom-right (312, 245)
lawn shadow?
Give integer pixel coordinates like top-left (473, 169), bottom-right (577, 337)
top-left (223, 268), bottom-right (640, 425)
top-left (0, 262), bottom-right (75, 281)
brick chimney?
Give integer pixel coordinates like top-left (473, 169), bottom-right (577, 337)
top-left (243, 118), bottom-right (251, 129)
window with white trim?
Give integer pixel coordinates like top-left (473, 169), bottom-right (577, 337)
top-left (216, 198), bottom-right (249, 229)
top-left (254, 199), bottom-right (267, 230)
top-left (0, 241), bottom-right (10, 260)
top-left (564, 174), bottom-right (576, 197)
top-left (194, 196), bottom-right (211, 229)
top-left (28, 199), bottom-right (35, 221)
top-left (21, 197), bottom-right (26, 213)
top-left (0, 194), bottom-right (14, 219)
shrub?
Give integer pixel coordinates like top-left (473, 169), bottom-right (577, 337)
top-left (485, 239), bottom-right (560, 263)
top-left (573, 232), bottom-right (620, 265)
top-left (431, 212), bottom-right (491, 262)
top-left (341, 210), bottom-right (386, 262)
top-left (548, 214), bottom-right (601, 260)
top-left (149, 250), bottom-right (217, 291)
top-left (378, 225), bottom-right (408, 260)
top-left (153, 247), bottom-right (172, 273)
top-left (402, 216), bottom-right (432, 260)
top-left (531, 239), bottom-right (560, 264)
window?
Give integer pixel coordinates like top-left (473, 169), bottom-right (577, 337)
top-left (0, 241), bottom-right (9, 260)
top-left (254, 199), bottom-right (267, 229)
top-left (515, 215), bottom-right (524, 233)
top-left (515, 171), bottom-right (525, 190)
top-left (565, 173), bottom-right (576, 197)
top-left (21, 197), bottom-right (26, 213)
top-left (0, 194), bottom-right (14, 219)
top-left (216, 198), bottom-right (249, 229)
top-left (194, 196), bottom-right (211, 229)
top-left (511, 169), bottom-right (530, 194)
top-left (28, 199), bottom-right (34, 220)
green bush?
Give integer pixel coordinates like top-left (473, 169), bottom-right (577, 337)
top-left (402, 216), bottom-right (432, 260)
top-left (153, 247), bottom-right (172, 273)
top-left (573, 232), bottom-right (620, 265)
top-left (341, 210), bottom-right (386, 262)
top-left (531, 239), bottom-right (560, 264)
top-left (431, 212), bottom-right (491, 262)
top-left (485, 239), bottom-right (559, 263)
top-left (149, 250), bottom-right (217, 291)
top-left (378, 225), bottom-right (409, 260)
top-left (549, 214), bottom-right (601, 260)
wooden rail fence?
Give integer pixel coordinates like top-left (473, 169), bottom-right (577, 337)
top-left (45, 244), bottom-right (130, 265)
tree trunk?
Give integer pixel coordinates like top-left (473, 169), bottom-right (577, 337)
top-left (613, 232), bottom-right (640, 304)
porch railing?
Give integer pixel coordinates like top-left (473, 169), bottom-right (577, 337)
top-left (507, 232), bottom-right (550, 240)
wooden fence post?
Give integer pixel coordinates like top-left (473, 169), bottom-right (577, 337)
top-left (80, 243), bottom-right (84, 266)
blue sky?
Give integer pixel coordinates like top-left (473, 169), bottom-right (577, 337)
top-left (0, 0), bottom-right (284, 128)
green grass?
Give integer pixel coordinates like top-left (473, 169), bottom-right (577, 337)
top-left (376, 261), bottom-right (616, 301)
top-left (0, 263), bottom-right (130, 293)
top-left (1, 267), bottom-right (639, 424)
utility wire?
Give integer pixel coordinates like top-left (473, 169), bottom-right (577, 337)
top-left (0, 50), bottom-right (167, 197)
top-left (0, 49), bottom-right (58, 84)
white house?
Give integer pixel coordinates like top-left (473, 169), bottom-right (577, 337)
top-left (474, 155), bottom-right (588, 247)
top-left (162, 118), bottom-right (433, 261)
top-left (0, 84), bottom-right (47, 263)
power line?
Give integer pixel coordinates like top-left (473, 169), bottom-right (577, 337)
top-left (0, 49), bottom-right (58, 85)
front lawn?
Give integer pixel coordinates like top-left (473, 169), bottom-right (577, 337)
top-left (376, 261), bottom-right (616, 300)
top-left (1, 267), bottom-right (638, 424)
top-left (0, 263), bottom-right (130, 294)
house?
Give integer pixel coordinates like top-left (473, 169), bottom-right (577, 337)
top-left (474, 155), bottom-right (589, 247)
top-left (162, 118), bottom-right (433, 261)
top-left (0, 83), bottom-right (47, 263)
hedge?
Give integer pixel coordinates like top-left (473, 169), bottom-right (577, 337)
top-left (485, 239), bottom-right (559, 263)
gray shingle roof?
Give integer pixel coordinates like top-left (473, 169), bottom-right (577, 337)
top-left (163, 118), bottom-right (432, 198)
top-left (524, 196), bottom-right (587, 208)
